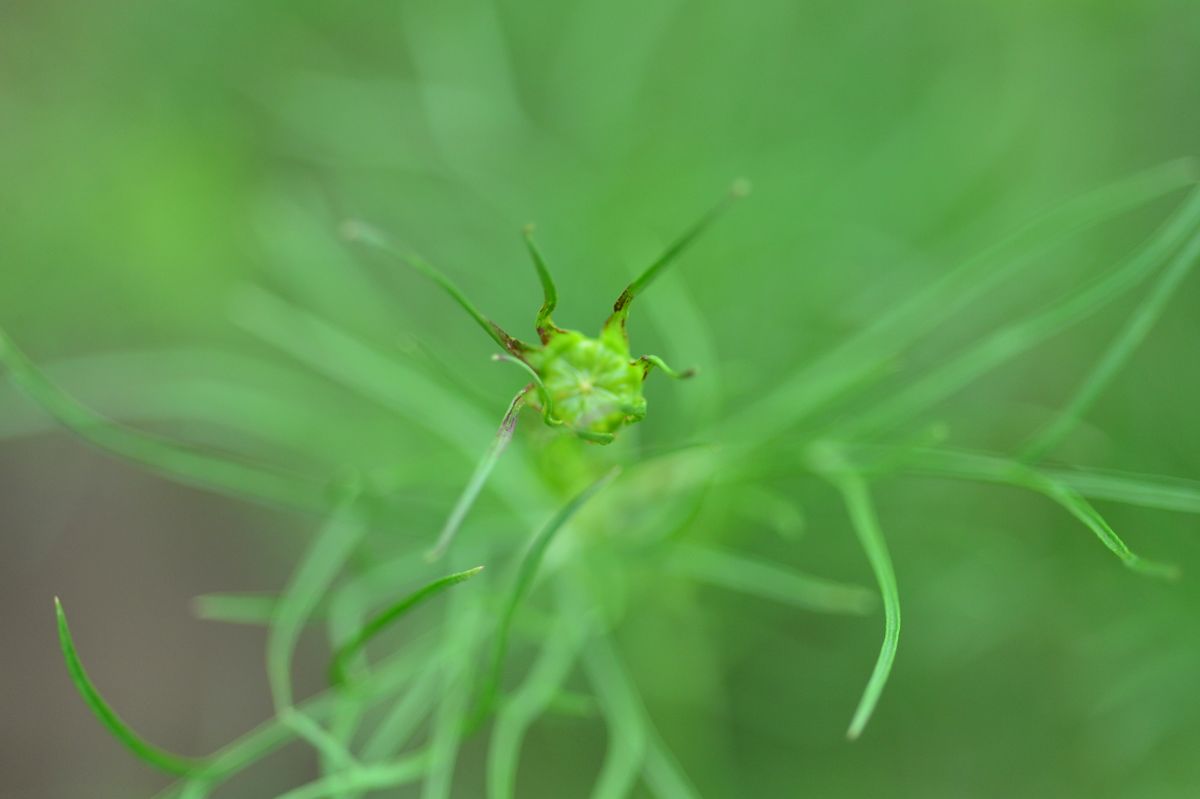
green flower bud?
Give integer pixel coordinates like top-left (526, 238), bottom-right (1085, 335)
top-left (345, 181), bottom-right (746, 556)
top-left (345, 182), bottom-right (745, 444)
top-left (527, 329), bottom-right (647, 439)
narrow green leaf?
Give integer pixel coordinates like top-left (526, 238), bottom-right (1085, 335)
top-left (669, 544), bottom-right (876, 615)
top-left (582, 634), bottom-right (648, 799)
top-left (840, 188), bottom-right (1200, 440)
top-left (54, 598), bottom-right (203, 776)
top-left (472, 467), bottom-right (620, 727)
top-left (427, 388), bottom-right (530, 561)
top-left (492, 353), bottom-right (563, 428)
top-left (274, 753), bottom-right (429, 799)
top-left (1022, 208), bottom-right (1200, 460)
top-left (229, 286), bottom-right (548, 515)
top-left (152, 642), bottom-right (432, 799)
top-left (176, 780), bottom-right (211, 799)
top-left (329, 566), bottom-right (484, 688)
top-left (1048, 468), bottom-right (1200, 515)
top-left (342, 219), bottom-right (531, 356)
top-left (855, 443), bottom-right (1200, 516)
top-left (898, 447), bottom-right (1178, 578)
top-left (192, 593), bottom-right (288, 626)
top-left (361, 663), bottom-right (441, 762)
top-left (255, 192), bottom-right (400, 338)
top-left (230, 285), bottom-right (497, 455)
top-left (604, 182), bottom-right (748, 337)
top-left (272, 499), bottom-right (369, 777)
top-left (423, 590), bottom-right (483, 799)
top-left (642, 730), bottom-right (702, 799)
top-left (815, 457), bottom-right (901, 741)
top-left (564, 576), bottom-right (699, 799)
top-left (0, 329), bottom-right (326, 512)
top-left (269, 494), bottom-right (367, 711)
top-left (523, 225), bottom-right (560, 337)
top-left (488, 613), bottom-right (588, 799)
top-left (729, 159), bottom-right (1199, 443)
top-left (639, 354), bottom-right (695, 381)
top-left (544, 689), bottom-right (599, 718)
top-left (1034, 477), bottom-right (1179, 580)
top-left (278, 707), bottom-right (357, 772)
top-left (0, 348), bottom-right (328, 459)
top-left (323, 581), bottom-right (370, 786)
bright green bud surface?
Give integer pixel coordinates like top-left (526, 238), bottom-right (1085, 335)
top-left (528, 329), bottom-right (646, 438)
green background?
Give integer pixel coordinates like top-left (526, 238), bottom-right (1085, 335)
top-left (2, 1), bottom-right (1199, 797)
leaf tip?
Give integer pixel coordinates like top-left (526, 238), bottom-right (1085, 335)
top-left (1131, 558), bottom-right (1181, 581)
top-left (845, 704), bottom-right (872, 741)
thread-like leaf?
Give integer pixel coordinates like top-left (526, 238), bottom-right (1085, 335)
top-left (492, 354), bottom-right (562, 427)
top-left (0, 329), bottom-right (325, 512)
top-left (229, 286), bottom-right (547, 514)
top-left (427, 388), bottom-right (530, 561)
top-left (423, 590), bottom-right (483, 799)
top-left (729, 159), bottom-right (1199, 443)
top-left (278, 707), bottom-right (356, 772)
top-left (152, 642), bottom-right (433, 798)
top-left (54, 598), bottom-right (203, 776)
top-left (1034, 478), bottom-right (1179, 580)
top-left (488, 614), bottom-right (588, 799)
top-left (472, 468), bottom-right (620, 727)
top-left (329, 566), bottom-right (484, 688)
top-left (342, 219), bottom-right (531, 356)
top-left (564, 576), bottom-right (700, 799)
top-left (271, 499), bottom-right (369, 772)
top-left (1022, 207), bottom-right (1200, 460)
top-left (523, 225), bottom-right (561, 338)
top-left (857, 443), bottom-right (1200, 516)
top-left (818, 460), bottom-right (901, 741)
top-left (841, 478), bottom-right (900, 739)
top-left (361, 664), bottom-right (441, 762)
top-left (192, 593), bottom-right (290, 626)
top-left (669, 544), bottom-right (876, 615)
top-left (840, 188), bottom-right (1200, 440)
top-left (899, 447), bottom-right (1178, 578)
top-left (269, 494), bottom-right (367, 711)
top-left (604, 182), bottom-right (749, 338)
top-left (642, 729), bottom-right (702, 799)
top-left (176, 780), bottom-right (211, 799)
top-left (582, 634), bottom-right (648, 799)
top-left (230, 286), bottom-right (495, 453)
top-left (0, 348), bottom-right (332, 463)
top-left (274, 753), bottom-right (429, 799)
top-left (1048, 468), bottom-right (1200, 515)
top-left (322, 579), bottom-right (371, 781)
top-left (638, 354), bottom-right (695, 381)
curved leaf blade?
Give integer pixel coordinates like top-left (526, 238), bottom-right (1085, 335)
top-left (55, 598), bottom-right (203, 776)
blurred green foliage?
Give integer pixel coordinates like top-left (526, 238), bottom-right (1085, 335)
top-left (3, 1), bottom-right (1200, 797)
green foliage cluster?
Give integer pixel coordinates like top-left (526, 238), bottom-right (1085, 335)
top-left (4, 3), bottom-right (1200, 796)
top-left (4, 157), bottom-right (1200, 796)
